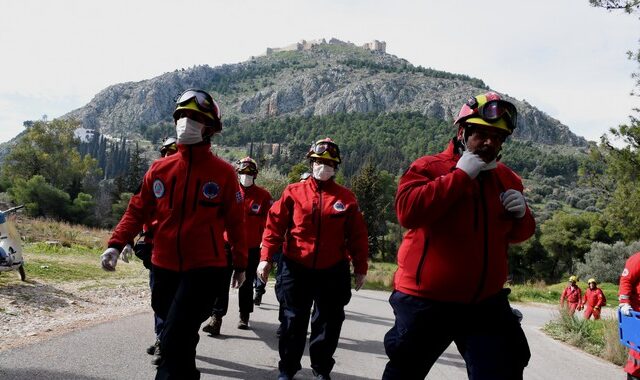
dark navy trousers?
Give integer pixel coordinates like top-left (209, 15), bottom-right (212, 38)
top-left (277, 257), bottom-right (352, 377)
top-left (382, 289), bottom-right (530, 380)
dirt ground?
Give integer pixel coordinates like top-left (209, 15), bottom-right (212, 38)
top-left (0, 277), bottom-right (150, 351)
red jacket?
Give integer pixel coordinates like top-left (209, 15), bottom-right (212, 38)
top-left (560, 285), bottom-right (582, 305)
top-left (261, 178), bottom-right (369, 274)
top-left (620, 252), bottom-right (640, 310)
top-left (393, 141), bottom-right (535, 303)
top-left (109, 143), bottom-right (247, 271)
top-left (239, 184), bottom-right (273, 249)
top-left (582, 287), bottom-right (605, 308)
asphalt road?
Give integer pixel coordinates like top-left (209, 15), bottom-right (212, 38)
top-left (0, 287), bottom-right (625, 379)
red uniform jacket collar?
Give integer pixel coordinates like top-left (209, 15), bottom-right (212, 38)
top-left (177, 142), bottom-right (212, 159)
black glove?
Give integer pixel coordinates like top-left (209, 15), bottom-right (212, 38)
top-left (134, 241), bottom-right (153, 270)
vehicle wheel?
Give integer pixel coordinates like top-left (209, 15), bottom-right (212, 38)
top-left (18, 264), bottom-right (26, 281)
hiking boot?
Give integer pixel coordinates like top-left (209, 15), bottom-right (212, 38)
top-left (238, 312), bottom-right (250, 329)
top-left (278, 371), bottom-right (295, 380)
top-left (312, 370), bottom-right (331, 380)
top-left (202, 315), bottom-right (222, 336)
top-left (146, 339), bottom-right (159, 355)
top-left (151, 344), bottom-right (163, 366)
top-left (253, 293), bottom-right (263, 306)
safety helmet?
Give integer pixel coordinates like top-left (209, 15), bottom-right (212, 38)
top-left (306, 138), bottom-right (341, 164)
top-left (454, 92), bottom-right (517, 135)
top-left (160, 137), bottom-right (178, 157)
top-left (587, 278), bottom-right (597, 285)
top-left (569, 275), bottom-right (577, 282)
top-left (236, 157), bottom-right (258, 175)
top-left (173, 88), bottom-right (222, 133)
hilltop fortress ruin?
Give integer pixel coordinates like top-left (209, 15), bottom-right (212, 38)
top-left (266, 38), bottom-right (386, 55)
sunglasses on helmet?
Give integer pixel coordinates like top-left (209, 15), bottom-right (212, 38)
top-left (175, 89), bottom-right (220, 119)
top-left (237, 161), bottom-right (257, 174)
top-left (311, 142), bottom-right (340, 159)
top-left (470, 99), bottom-right (518, 130)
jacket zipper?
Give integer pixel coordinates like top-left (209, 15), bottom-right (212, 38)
top-left (176, 146), bottom-right (193, 271)
top-left (471, 176), bottom-right (489, 303)
top-left (312, 186), bottom-right (323, 269)
top-left (415, 238), bottom-right (429, 286)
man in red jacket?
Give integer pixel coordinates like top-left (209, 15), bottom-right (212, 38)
top-left (383, 92), bottom-right (535, 380)
top-left (202, 156), bottom-right (273, 334)
top-left (100, 88), bottom-right (247, 380)
top-left (580, 278), bottom-right (605, 320)
top-left (258, 138), bottom-right (369, 380)
top-left (619, 252), bottom-right (640, 379)
top-left (560, 275), bottom-right (582, 315)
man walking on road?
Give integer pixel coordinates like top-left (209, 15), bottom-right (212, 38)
top-left (383, 92), bottom-right (535, 380)
top-left (100, 88), bottom-right (247, 380)
top-left (580, 278), bottom-right (605, 320)
top-left (258, 138), bottom-right (369, 380)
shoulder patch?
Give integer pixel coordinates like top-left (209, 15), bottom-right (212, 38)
top-left (202, 182), bottom-right (220, 199)
top-left (333, 201), bottom-right (346, 212)
top-left (251, 203), bottom-right (261, 213)
top-left (622, 268), bottom-right (630, 277)
top-left (153, 179), bottom-right (165, 198)
top-left (236, 191), bottom-right (243, 203)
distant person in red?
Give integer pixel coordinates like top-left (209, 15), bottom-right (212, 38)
top-left (202, 156), bottom-right (273, 334)
top-left (580, 278), bottom-right (605, 320)
top-left (619, 252), bottom-right (640, 380)
top-left (560, 275), bottom-right (582, 315)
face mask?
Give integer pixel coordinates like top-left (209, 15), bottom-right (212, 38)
top-left (312, 163), bottom-right (335, 181)
top-left (238, 174), bottom-right (254, 187)
top-left (482, 159), bottom-right (497, 171)
top-left (176, 117), bottom-right (204, 145)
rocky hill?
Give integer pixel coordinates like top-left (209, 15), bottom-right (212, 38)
top-left (63, 38), bottom-right (586, 147)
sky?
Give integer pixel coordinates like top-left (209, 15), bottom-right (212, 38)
top-left (0, 0), bottom-right (637, 144)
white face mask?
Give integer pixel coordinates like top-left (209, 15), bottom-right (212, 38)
top-left (238, 174), bottom-right (254, 187)
top-left (176, 117), bottom-right (204, 145)
top-left (312, 163), bottom-right (335, 181)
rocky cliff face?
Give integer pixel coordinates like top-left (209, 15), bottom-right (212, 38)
top-left (63, 41), bottom-right (586, 147)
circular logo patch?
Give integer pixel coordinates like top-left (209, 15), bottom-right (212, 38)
top-left (622, 268), bottom-right (629, 277)
top-left (153, 179), bottom-right (165, 198)
top-left (333, 201), bottom-right (346, 212)
top-left (251, 203), bottom-right (261, 213)
top-left (202, 182), bottom-right (220, 199)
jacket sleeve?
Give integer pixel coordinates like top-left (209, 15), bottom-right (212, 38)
top-left (346, 200), bottom-right (369, 275)
top-left (619, 254), bottom-right (640, 305)
top-left (108, 170), bottom-right (155, 250)
top-left (260, 187), bottom-right (292, 262)
top-left (224, 175), bottom-right (248, 270)
top-left (395, 161), bottom-right (471, 229)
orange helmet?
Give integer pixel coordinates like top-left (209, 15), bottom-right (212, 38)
top-left (306, 138), bottom-right (341, 164)
top-left (454, 92), bottom-right (517, 135)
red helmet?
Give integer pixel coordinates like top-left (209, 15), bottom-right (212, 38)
top-left (306, 138), bottom-right (341, 164)
top-left (454, 92), bottom-right (517, 135)
top-left (236, 157), bottom-right (258, 175)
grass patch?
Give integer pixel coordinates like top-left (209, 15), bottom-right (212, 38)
top-left (544, 307), bottom-right (627, 365)
top-left (362, 261), bottom-right (396, 291)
